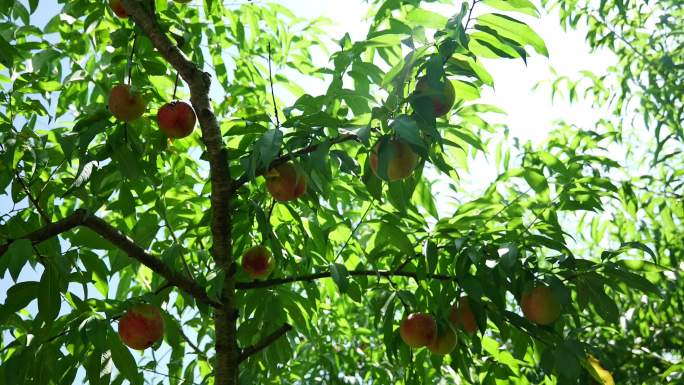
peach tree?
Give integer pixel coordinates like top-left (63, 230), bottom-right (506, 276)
top-left (0, 0), bottom-right (671, 384)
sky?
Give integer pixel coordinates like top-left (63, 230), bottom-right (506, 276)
top-left (0, 0), bottom-right (616, 383)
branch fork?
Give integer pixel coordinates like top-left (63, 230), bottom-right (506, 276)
top-left (0, 209), bottom-right (221, 308)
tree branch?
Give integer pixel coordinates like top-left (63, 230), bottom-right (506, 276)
top-left (14, 172), bottom-right (51, 224)
top-left (179, 325), bottom-right (209, 361)
top-left (120, 0), bottom-right (201, 90)
top-left (267, 42), bottom-right (280, 128)
top-left (236, 269), bottom-right (456, 290)
top-left (230, 133), bottom-right (359, 196)
top-left (82, 215), bottom-right (222, 307)
top-left (0, 142), bottom-right (51, 224)
top-left (238, 323), bottom-right (293, 362)
top-left (334, 202), bottom-right (372, 263)
top-left (119, 0), bottom-right (233, 264)
top-left (0, 209), bottom-right (88, 256)
top-left (0, 210), bottom-right (221, 308)
top-left (464, 0), bottom-right (481, 31)
top-left (118, 1), bottom-right (238, 382)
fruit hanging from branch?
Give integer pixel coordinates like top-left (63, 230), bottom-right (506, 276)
top-left (450, 296), bottom-right (479, 333)
top-left (265, 162), bottom-right (308, 202)
top-left (414, 76), bottom-right (456, 117)
top-left (118, 304), bottom-right (165, 350)
top-left (108, 84), bottom-right (146, 122)
top-left (369, 139), bottom-right (419, 181)
top-left (520, 284), bottom-right (562, 325)
top-left (399, 313), bottom-right (437, 348)
top-left (427, 325), bottom-right (457, 355)
top-left (157, 101), bottom-right (196, 139)
top-left (241, 245), bottom-right (275, 280)
top-left (109, 0), bottom-right (128, 18)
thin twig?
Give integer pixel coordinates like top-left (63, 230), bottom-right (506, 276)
top-left (141, 368), bottom-right (201, 385)
top-left (179, 326), bottom-right (209, 360)
top-left (160, 200), bottom-right (195, 280)
top-left (0, 143), bottom-right (51, 224)
top-left (238, 323), bottom-right (292, 362)
top-left (154, 281), bottom-right (174, 295)
top-left (230, 134), bottom-right (358, 196)
top-left (599, 17), bottom-right (650, 62)
top-left (237, 269), bottom-right (458, 290)
top-left (37, 159), bottom-right (65, 201)
top-left (483, 185), bottom-right (534, 229)
top-left (127, 32), bottom-right (138, 85)
top-left (267, 42), bottom-right (280, 127)
top-left (266, 198), bottom-right (276, 222)
top-left (172, 71), bottom-right (180, 100)
top-left (334, 202), bottom-right (373, 263)
top-left (392, 252), bottom-right (420, 275)
top-left (14, 172), bottom-right (51, 223)
top-left (464, 0), bottom-right (481, 31)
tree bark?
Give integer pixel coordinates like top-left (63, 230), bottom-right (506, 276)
top-left (119, 0), bottom-right (239, 383)
top-left (0, 209), bottom-right (221, 308)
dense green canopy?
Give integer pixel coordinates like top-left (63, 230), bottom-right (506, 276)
top-left (0, 0), bottom-right (681, 384)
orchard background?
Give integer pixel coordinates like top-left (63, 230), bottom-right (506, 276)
top-left (0, 0), bottom-right (682, 384)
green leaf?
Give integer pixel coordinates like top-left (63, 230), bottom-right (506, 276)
top-left (499, 242), bottom-right (518, 269)
top-left (396, 290), bottom-right (417, 310)
top-left (68, 228), bottom-right (113, 251)
top-left (481, 0), bottom-right (539, 17)
top-left (554, 345), bottom-right (581, 380)
top-left (391, 115), bottom-right (426, 157)
top-left (330, 263), bottom-right (349, 293)
top-left (278, 289), bottom-right (311, 332)
top-left (0, 34), bottom-right (20, 67)
top-left (461, 275), bottom-right (484, 300)
top-left (661, 362), bottom-right (684, 381)
top-left (3, 239), bottom-right (33, 280)
top-left (38, 264), bottom-right (61, 323)
top-left (112, 146), bottom-right (142, 180)
top-left (469, 32), bottom-right (526, 62)
top-left (362, 159), bottom-right (383, 200)
top-left (81, 317), bottom-right (108, 351)
top-left (37, 80), bottom-right (61, 92)
top-left (522, 168), bottom-right (548, 193)
top-left (475, 13), bottom-right (548, 56)
top-left (256, 129), bottom-right (283, 169)
top-left (602, 241), bottom-right (658, 262)
top-left (377, 222), bottom-right (414, 256)
top-left (526, 234), bottom-right (571, 255)
top-left (86, 349), bottom-right (112, 385)
top-left (80, 250), bottom-right (110, 297)
top-left (28, 0), bottom-right (38, 13)
top-left (2, 281), bottom-right (39, 314)
top-left (582, 276), bottom-right (619, 324)
top-left (381, 293), bottom-right (397, 359)
top-left (354, 125), bottom-right (371, 147)
top-left (405, 8), bottom-right (448, 29)
top-left (452, 80), bottom-right (480, 100)
top-left (538, 151), bottom-right (569, 176)
top-left (425, 240), bottom-right (438, 274)
top-left (361, 33), bottom-right (406, 48)
top-left (602, 265), bottom-right (662, 297)
top-left (108, 327), bottom-right (143, 385)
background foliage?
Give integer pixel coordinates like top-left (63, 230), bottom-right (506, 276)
top-left (0, 0), bottom-right (681, 384)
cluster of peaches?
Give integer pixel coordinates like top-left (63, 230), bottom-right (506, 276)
top-left (401, 285), bottom-right (561, 355)
top-left (240, 78), bottom-right (457, 279)
top-left (109, 0), bottom-right (461, 351)
top-left (108, 0), bottom-right (197, 140)
top-left (108, 84), bottom-right (197, 140)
